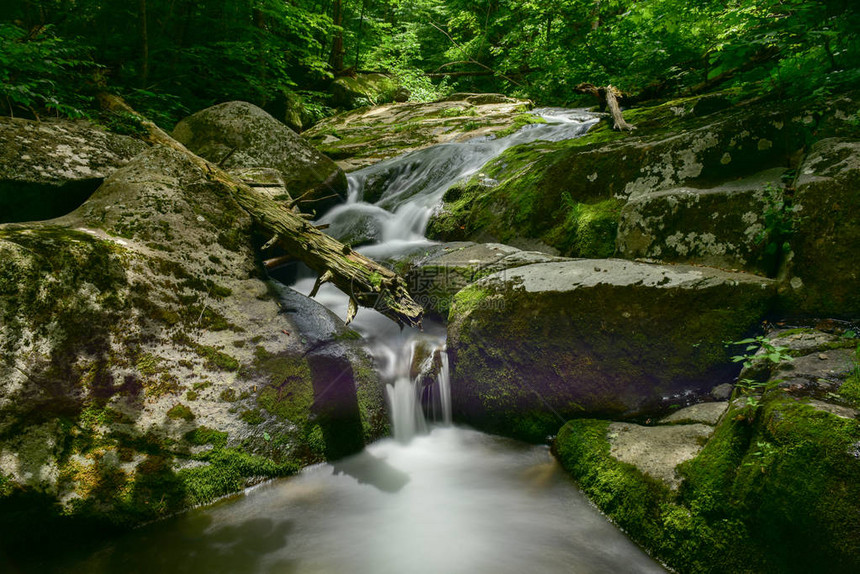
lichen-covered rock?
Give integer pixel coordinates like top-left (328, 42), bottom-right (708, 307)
top-left (172, 101), bottom-right (347, 213)
top-left (330, 73), bottom-right (399, 109)
top-left (447, 259), bottom-right (776, 441)
top-left (782, 138), bottom-right (860, 319)
top-left (0, 146), bottom-right (385, 544)
top-left (0, 117), bottom-right (146, 223)
top-left (427, 95), bottom-right (809, 257)
top-left (554, 389), bottom-right (860, 573)
top-left (304, 95), bottom-right (534, 171)
top-left (616, 168), bottom-right (786, 275)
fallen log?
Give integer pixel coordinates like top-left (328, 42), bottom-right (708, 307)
top-left (98, 93), bottom-right (423, 328)
top-left (575, 83), bottom-right (635, 132)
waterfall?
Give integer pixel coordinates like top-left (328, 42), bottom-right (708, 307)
top-left (294, 108), bottom-right (598, 442)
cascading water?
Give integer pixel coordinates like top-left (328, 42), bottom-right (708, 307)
top-left (296, 108), bottom-right (600, 440)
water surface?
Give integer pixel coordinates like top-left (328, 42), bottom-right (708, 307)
top-left (54, 428), bottom-right (666, 574)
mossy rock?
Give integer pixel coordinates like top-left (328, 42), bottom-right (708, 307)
top-left (447, 259), bottom-right (776, 442)
top-left (554, 390), bottom-right (860, 573)
top-left (172, 101), bottom-right (347, 214)
top-left (303, 96), bottom-right (534, 172)
top-left (781, 138), bottom-right (860, 319)
top-left (616, 168), bottom-right (787, 276)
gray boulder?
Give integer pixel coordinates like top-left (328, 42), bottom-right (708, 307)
top-left (0, 145), bottom-right (384, 534)
top-left (172, 101), bottom-right (347, 213)
top-left (447, 259), bottom-right (776, 440)
top-left (616, 168), bottom-right (786, 275)
top-left (783, 138), bottom-right (860, 318)
top-left (0, 117), bottom-right (146, 223)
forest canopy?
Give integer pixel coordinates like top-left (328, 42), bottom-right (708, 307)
top-left (2, 0), bottom-right (858, 126)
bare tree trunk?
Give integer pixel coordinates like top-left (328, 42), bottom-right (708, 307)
top-left (575, 83), bottom-right (635, 132)
top-left (353, 0), bottom-right (367, 69)
top-left (330, 0), bottom-right (345, 73)
top-left (140, 0), bottom-right (149, 86)
top-left (97, 93), bottom-right (424, 328)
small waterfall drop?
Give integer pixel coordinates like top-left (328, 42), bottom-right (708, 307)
top-left (296, 108), bottom-right (598, 441)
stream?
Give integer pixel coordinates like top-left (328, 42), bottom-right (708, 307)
top-left (42, 109), bottom-right (667, 573)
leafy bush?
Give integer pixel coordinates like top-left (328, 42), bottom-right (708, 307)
top-left (0, 23), bottom-right (99, 118)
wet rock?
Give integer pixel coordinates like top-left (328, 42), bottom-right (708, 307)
top-left (782, 138), bottom-right (860, 318)
top-left (767, 327), bottom-right (849, 355)
top-left (711, 383), bottom-right (734, 400)
top-left (616, 168), bottom-right (786, 275)
top-left (607, 422), bottom-right (714, 489)
top-left (0, 117), bottom-right (146, 223)
top-left (659, 402), bottom-right (728, 426)
top-left (771, 348), bottom-right (856, 392)
top-left (448, 259), bottom-right (776, 440)
top-left (172, 101), bottom-right (347, 213)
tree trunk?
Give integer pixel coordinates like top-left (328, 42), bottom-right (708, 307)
top-left (97, 93), bottom-right (424, 328)
top-left (575, 83), bottom-right (635, 131)
top-left (330, 0), bottom-right (345, 73)
top-left (353, 0), bottom-right (367, 69)
top-left (140, 0), bottom-right (149, 86)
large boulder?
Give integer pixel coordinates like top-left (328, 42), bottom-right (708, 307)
top-left (616, 168), bottom-right (787, 275)
top-left (331, 73), bottom-right (399, 109)
top-left (172, 101), bottom-right (348, 214)
top-left (0, 117), bottom-right (146, 223)
top-left (782, 138), bottom-right (860, 319)
top-left (0, 145), bottom-right (384, 547)
top-left (447, 259), bottom-right (776, 441)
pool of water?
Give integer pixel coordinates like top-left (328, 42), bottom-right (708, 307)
top-left (42, 427), bottom-right (665, 574)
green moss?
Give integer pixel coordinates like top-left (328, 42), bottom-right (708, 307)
top-left (333, 329), bottom-right (363, 341)
top-left (494, 113), bottom-right (547, 138)
top-left (220, 388), bottom-right (238, 402)
top-left (545, 197), bottom-right (623, 257)
top-left (166, 403), bottom-right (195, 421)
top-left (136, 353), bottom-right (163, 376)
top-left (195, 344), bottom-right (239, 371)
top-left (353, 357), bottom-right (389, 441)
top-left (555, 392), bottom-right (860, 573)
top-left (450, 285), bottom-right (489, 316)
top-left (240, 409), bottom-right (265, 425)
top-left (179, 449), bottom-right (297, 506)
top-left (184, 426), bottom-right (228, 448)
